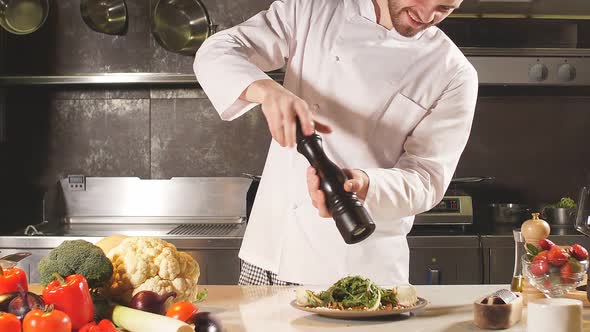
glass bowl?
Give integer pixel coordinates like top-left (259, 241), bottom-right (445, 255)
top-left (522, 254), bottom-right (588, 298)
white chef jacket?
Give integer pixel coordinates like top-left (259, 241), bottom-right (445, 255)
top-left (194, 0), bottom-right (478, 285)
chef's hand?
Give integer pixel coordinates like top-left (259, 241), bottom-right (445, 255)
top-left (306, 166), bottom-right (369, 218)
top-left (240, 79), bottom-right (332, 147)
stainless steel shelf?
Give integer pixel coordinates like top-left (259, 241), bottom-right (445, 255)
top-left (0, 72), bottom-right (285, 87)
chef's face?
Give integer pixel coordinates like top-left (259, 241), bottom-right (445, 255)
top-left (388, 0), bottom-right (462, 37)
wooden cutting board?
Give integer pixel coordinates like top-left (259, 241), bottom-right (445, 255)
top-left (565, 290), bottom-right (590, 306)
top-left (29, 283), bottom-right (43, 295)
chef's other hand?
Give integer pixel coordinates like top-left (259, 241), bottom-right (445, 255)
top-left (306, 166), bottom-right (369, 218)
top-left (240, 79), bottom-right (332, 147)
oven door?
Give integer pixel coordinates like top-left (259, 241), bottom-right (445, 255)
top-left (438, 0), bottom-right (590, 85)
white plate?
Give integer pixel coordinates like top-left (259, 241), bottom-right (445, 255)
top-left (290, 297), bottom-right (428, 319)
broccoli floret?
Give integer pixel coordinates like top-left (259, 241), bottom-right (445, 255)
top-left (38, 240), bottom-right (113, 288)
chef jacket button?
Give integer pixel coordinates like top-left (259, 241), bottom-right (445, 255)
top-left (334, 55), bottom-right (340, 62)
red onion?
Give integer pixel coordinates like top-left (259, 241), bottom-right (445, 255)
top-left (8, 287), bottom-right (44, 320)
top-left (129, 290), bottom-right (176, 315)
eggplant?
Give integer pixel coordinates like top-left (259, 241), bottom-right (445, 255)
top-left (192, 312), bottom-right (223, 332)
top-left (0, 292), bottom-right (19, 312)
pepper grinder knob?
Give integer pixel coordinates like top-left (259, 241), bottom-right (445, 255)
top-left (521, 213), bottom-right (550, 246)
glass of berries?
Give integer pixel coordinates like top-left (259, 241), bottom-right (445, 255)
top-left (522, 239), bottom-right (589, 298)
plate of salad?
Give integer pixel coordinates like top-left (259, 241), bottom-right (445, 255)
top-left (291, 276), bottom-right (427, 319)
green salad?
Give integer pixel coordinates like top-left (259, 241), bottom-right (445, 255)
top-left (295, 276), bottom-right (417, 311)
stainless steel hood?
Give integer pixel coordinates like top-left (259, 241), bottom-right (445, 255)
top-left (451, 0), bottom-right (590, 20)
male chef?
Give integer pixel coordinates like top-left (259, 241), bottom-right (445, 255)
top-left (194, 0), bottom-right (478, 285)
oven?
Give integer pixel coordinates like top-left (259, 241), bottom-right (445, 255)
top-left (438, 0), bottom-right (590, 85)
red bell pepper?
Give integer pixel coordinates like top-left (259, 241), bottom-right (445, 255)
top-left (0, 266), bottom-right (28, 294)
top-left (79, 319), bottom-right (119, 332)
top-left (42, 274), bottom-right (94, 331)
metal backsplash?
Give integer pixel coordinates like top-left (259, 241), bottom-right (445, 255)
top-left (60, 176), bottom-right (250, 221)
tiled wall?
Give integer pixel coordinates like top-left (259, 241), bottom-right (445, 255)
top-left (0, 0), bottom-right (275, 230)
top-left (455, 92), bottom-right (590, 219)
top-left (0, 87), bottom-right (270, 230)
top-left (1, 0), bottom-right (590, 232)
top-left (3, 0), bottom-right (274, 75)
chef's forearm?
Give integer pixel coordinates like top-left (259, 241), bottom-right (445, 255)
top-left (194, 36), bottom-right (271, 120)
top-left (362, 167), bottom-right (444, 221)
top-left (239, 79), bottom-right (282, 104)
top-left (193, 0), bottom-right (297, 120)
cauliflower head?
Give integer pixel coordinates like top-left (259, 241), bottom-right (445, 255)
top-left (106, 237), bottom-right (200, 305)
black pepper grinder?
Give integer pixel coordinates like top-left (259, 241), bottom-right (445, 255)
top-left (296, 119), bottom-right (376, 244)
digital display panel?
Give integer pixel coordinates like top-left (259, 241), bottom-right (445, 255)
top-left (429, 198), bottom-right (460, 213)
top-left (68, 176), bottom-right (84, 184)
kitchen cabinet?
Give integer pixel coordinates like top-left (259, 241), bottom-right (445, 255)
top-left (184, 250), bottom-right (241, 285)
top-left (408, 236), bottom-right (482, 285)
top-left (0, 247), bottom-right (241, 285)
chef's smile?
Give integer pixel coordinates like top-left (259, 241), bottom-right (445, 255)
top-left (405, 9), bottom-right (428, 29)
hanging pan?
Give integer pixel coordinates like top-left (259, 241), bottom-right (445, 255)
top-left (80, 0), bottom-right (128, 35)
top-left (0, 0), bottom-right (49, 35)
top-left (152, 0), bottom-right (217, 56)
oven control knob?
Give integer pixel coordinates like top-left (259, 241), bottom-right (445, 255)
top-left (529, 63), bottom-right (548, 82)
top-left (557, 63), bottom-right (576, 82)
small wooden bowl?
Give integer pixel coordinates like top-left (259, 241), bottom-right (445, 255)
top-left (474, 294), bottom-right (523, 329)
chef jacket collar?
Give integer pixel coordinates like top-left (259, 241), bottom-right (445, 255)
top-left (358, 0), bottom-right (428, 41)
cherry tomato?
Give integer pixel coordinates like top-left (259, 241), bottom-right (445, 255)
top-left (166, 301), bottom-right (198, 322)
top-left (23, 306), bottom-right (72, 332)
top-left (0, 311), bottom-right (21, 332)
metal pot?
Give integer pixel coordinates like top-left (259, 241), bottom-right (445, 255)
top-left (80, 0), bottom-right (128, 35)
top-left (0, 0), bottom-right (49, 35)
top-left (152, 0), bottom-right (217, 56)
top-left (541, 207), bottom-right (576, 226)
top-left (489, 203), bottom-right (530, 225)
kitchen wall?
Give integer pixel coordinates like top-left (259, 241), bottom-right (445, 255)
top-left (0, 0), bottom-right (275, 231)
top-left (1, 0), bottom-right (590, 232)
top-left (456, 87), bottom-right (590, 223)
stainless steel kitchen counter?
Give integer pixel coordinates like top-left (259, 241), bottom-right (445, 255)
top-left (0, 235), bottom-right (243, 250)
top-left (0, 223), bottom-right (246, 284)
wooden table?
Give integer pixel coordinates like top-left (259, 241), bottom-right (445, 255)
top-left (29, 284), bottom-right (590, 331)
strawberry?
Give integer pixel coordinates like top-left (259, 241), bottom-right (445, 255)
top-left (539, 239), bottom-right (555, 251)
top-left (547, 245), bottom-right (569, 267)
top-left (544, 278), bottom-right (553, 289)
top-left (570, 244), bottom-right (588, 261)
top-left (530, 259), bottom-right (549, 277)
top-left (560, 262), bottom-right (574, 284)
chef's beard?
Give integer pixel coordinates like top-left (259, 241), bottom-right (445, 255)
top-left (388, 1), bottom-right (434, 37)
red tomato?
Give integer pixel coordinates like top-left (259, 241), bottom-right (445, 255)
top-left (166, 301), bottom-right (199, 322)
top-left (0, 311), bottom-right (21, 332)
top-left (23, 307), bottom-right (72, 332)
